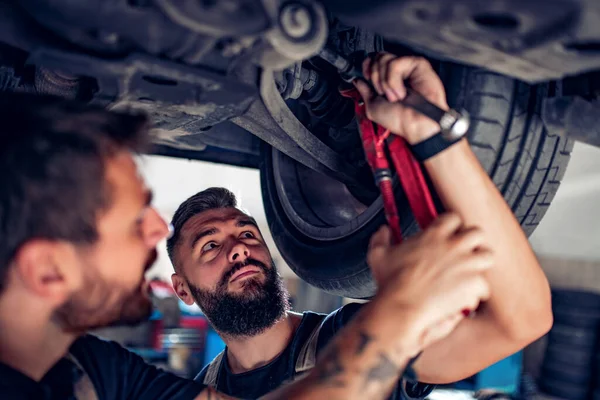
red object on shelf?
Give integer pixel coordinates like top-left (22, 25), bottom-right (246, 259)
top-left (180, 316), bottom-right (209, 331)
top-left (151, 318), bottom-right (164, 350)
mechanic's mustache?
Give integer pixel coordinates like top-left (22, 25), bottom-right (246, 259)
top-left (220, 258), bottom-right (268, 287)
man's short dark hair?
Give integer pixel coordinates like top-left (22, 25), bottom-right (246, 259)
top-left (0, 93), bottom-right (148, 291)
top-left (167, 187), bottom-right (238, 269)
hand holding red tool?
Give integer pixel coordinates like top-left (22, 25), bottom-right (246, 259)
top-left (319, 49), bottom-right (475, 318)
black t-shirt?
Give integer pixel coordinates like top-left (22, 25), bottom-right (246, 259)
top-left (0, 334), bottom-right (206, 400)
top-left (195, 303), bottom-right (435, 400)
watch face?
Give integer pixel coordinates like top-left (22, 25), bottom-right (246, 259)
top-left (442, 110), bottom-right (470, 141)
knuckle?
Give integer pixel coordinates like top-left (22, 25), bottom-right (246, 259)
top-left (440, 213), bottom-right (459, 228)
top-left (415, 56), bottom-right (430, 66)
top-left (474, 277), bottom-right (491, 299)
top-left (367, 248), bottom-right (385, 264)
top-left (463, 229), bottom-right (484, 246)
top-left (481, 252), bottom-right (494, 268)
top-left (433, 213), bottom-right (450, 226)
top-left (391, 59), bottom-right (407, 74)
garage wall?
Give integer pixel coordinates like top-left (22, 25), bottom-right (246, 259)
top-left (539, 256), bottom-right (600, 292)
top-left (529, 142), bottom-right (600, 261)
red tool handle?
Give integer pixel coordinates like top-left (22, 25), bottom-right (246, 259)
top-left (342, 86), bottom-right (472, 317)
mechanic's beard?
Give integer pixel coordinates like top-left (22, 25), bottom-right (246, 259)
top-left (188, 259), bottom-right (290, 338)
top-left (54, 250), bottom-right (157, 333)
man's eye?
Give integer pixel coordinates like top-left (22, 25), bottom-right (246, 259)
top-left (202, 242), bottom-right (219, 253)
top-left (241, 231), bottom-right (255, 239)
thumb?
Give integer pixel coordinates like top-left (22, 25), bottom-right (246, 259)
top-left (369, 225), bottom-right (392, 251)
top-left (353, 79), bottom-right (375, 105)
top-left (367, 226), bottom-right (392, 268)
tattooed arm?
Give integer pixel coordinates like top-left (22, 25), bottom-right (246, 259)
top-left (193, 298), bottom-right (413, 400)
top-left (271, 297), bottom-right (421, 400)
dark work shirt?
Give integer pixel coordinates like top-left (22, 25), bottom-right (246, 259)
top-left (0, 334), bottom-right (206, 400)
top-left (195, 303), bottom-right (435, 400)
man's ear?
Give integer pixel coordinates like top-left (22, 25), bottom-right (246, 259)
top-left (13, 240), bottom-right (83, 306)
top-left (171, 273), bottom-right (195, 306)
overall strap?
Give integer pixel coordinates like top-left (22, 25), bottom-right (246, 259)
top-left (294, 314), bottom-right (327, 374)
top-left (66, 353), bottom-right (99, 400)
top-left (203, 351), bottom-right (225, 388)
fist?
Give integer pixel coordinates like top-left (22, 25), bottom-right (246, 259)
top-left (353, 53), bottom-right (449, 145)
top-left (367, 213), bottom-right (493, 349)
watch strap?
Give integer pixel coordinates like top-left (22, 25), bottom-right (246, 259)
top-left (410, 132), bottom-right (463, 162)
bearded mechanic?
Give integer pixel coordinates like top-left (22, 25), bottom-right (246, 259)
top-left (0, 93), bottom-right (491, 400)
top-left (167, 53), bottom-right (554, 399)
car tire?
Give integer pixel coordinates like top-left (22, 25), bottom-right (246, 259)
top-left (552, 290), bottom-right (600, 310)
top-left (552, 289), bottom-right (600, 329)
top-left (543, 344), bottom-right (595, 369)
top-left (539, 379), bottom-right (590, 400)
top-left (553, 307), bottom-right (600, 329)
top-left (260, 62), bottom-right (573, 297)
top-left (540, 363), bottom-right (592, 386)
top-left (547, 325), bottom-right (598, 348)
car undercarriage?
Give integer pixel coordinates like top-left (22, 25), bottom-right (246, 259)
top-left (1, 0), bottom-right (598, 297)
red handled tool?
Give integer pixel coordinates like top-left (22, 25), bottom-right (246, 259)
top-left (339, 88), bottom-right (437, 244)
top-left (327, 50), bottom-right (474, 317)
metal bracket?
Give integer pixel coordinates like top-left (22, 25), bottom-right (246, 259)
top-left (233, 69), bottom-right (365, 186)
top-left (26, 48), bottom-right (257, 131)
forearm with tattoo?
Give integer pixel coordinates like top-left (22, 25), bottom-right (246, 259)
top-left (262, 297), bottom-right (420, 400)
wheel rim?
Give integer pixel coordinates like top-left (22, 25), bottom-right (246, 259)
top-left (272, 146), bottom-right (384, 241)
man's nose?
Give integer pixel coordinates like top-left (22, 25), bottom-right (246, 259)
top-left (228, 242), bottom-right (250, 264)
top-left (144, 207), bottom-right (170, 247)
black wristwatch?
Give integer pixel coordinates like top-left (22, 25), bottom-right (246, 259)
top-left (410, 108), bottom-right (470, 162)
top-left (410, 132), bottom-right (465, 162)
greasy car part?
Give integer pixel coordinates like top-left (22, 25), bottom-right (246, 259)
top-left (257, 0), bottom-right (328, 70)
top-left (153, 121), bottom-right (259, 154)
top-left (275, 64), bottom-right (355, 127)
top-left (261, 62), bottom-right (573, 298)
top-left (275, 63), bottom-right (306, 100)
top-left (302, 68), bottom-right (355, 128)
top-left (17, 0), bottom-right (222, 62)
top-left (34, 68), bottom-right (84, 99)
top-left (539, 378), bottom-right (590, 400)
top-left (15, 0), bottom-right (327, 73)
top-left (26, 48), bottom-right (258, 131)
top-left (323, 0), bottom-right (600, 84)
top-left (0, 3), bottom-right (75, 56)
top-left (232, 67), bottom-right (368, 186)
top-left (541, 364), bottom-right (592, 386)
top-left (153, 0), bottom-right (270, 37)
top-left (547, 325), bottom-right (597, 349)
top-left (0, 67), bottom-right (20, 91)
top-left (551, 289), bottom-right (600, 328)
top-left (544, 344), bottom-right (595, 369)
top-left (552, 289), bottom-right (600, 310)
